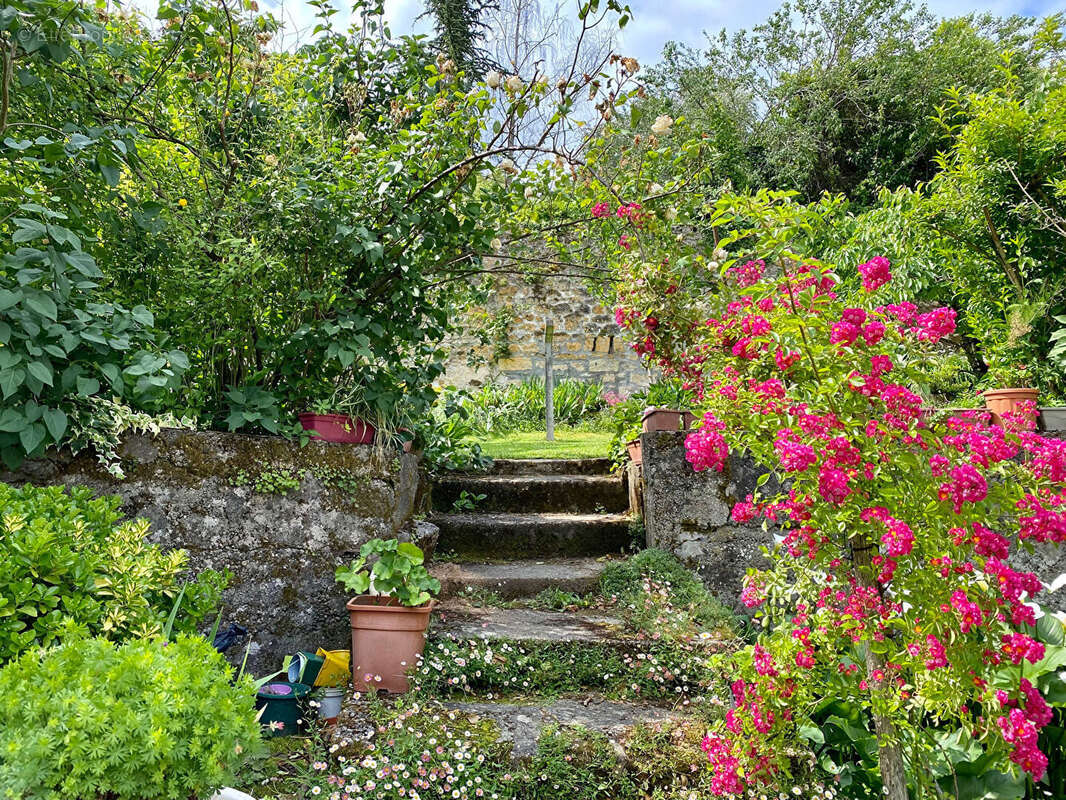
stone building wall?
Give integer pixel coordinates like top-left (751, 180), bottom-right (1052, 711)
top-left (2, 429), bottom-right (433, 674)
top-left (442, 265), bottom-right (653, 394)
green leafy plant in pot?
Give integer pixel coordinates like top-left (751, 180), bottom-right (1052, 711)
top-left (336, 539), bottom-right (440, 694)
top-left (299, 386), bottom-right (378, 444)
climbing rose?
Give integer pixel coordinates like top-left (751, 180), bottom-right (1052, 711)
top-left (939, 463), bottom-right (988, 513)
top-left (914, 307), bottom-right (957, 342)
top-left (998, 709), bottom-right (1048, 780)
top-left (685, 414), bottom-right (729, 473)
top-left (858, 256), bottom-right (891, 291)
top-left (817, 466), bottom-right (851, 504)
top-left (729, 259), bottom-right (765, 287)
top-left (591, 201), bottom-right (611, 218)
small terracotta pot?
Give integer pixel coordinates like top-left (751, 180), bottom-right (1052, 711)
top-left (981, 388), bottom-right (1039, 424)
top-left (626, 438), bottom-right (642, 466)
top-left (298, 413), bottom-right (375, 444)
top-left (641, 408), bottom-right (685, 433)
top-left (346, 596), bottom-right (435, 694)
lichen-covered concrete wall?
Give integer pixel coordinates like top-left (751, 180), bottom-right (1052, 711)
top-left (637, 430), bottom-right (773, 607)
top-left (442, 262), bottom-right (654, 394)
top-left (2, 429), bottom-right (433, 674)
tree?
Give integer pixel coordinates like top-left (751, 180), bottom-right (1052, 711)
top-left (640, 1), bottom-right (1065, 205)
top-left (420, 0), bottom-right (500, 79)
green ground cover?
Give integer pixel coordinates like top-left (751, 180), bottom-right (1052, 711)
top-left (478, 428), bottom-right (612, 459)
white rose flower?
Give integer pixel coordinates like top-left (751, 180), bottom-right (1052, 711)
top-left (490, 238), bottom-right (503, 252)
top-left (650, 114), bottom-right (673, 137)
top-left (714, 247), bottom-right (728, 261)
top-left (649, 182), bottom-right (663, 195)
top-left (485, 71), bottom-right (502, 89)
top-left (498, 158), bottom-right (517, 175)
top-left (664, 207), bottom-right (678, 221)
top-left (524, 186), bottom-right (534, 199)
top-left (505, 74), bottom-right (525, 93)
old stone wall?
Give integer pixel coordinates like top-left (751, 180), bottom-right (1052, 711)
top-left (2, 429), bottom-right (433, 674)
top-left (442, 265), bottom-right (653, 394)
top-left (635, 430), bottom-right (774, 607)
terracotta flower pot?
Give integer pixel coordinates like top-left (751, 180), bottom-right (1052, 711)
top-left (298, 413), bottom-right (375, 444)
top-left (641, 408), bottom-right (685, 433)
top-left (981, 388), bottom-right (1039, 424)
top-left (626, 438), bottom-right (642, 466)
top-left (346, 596), bottom-right (435, 694)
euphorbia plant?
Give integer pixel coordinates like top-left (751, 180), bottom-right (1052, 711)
top-left (336, 539), bottom-right (440, 607)
top-left (601, 198), bottom-right (1066, 796)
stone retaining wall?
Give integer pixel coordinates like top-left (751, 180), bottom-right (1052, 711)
top-left (635, 430), bottom-right (774, 607)
top-left (2, 429), bottom-right (433, 674)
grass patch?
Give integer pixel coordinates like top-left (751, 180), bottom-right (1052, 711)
top-left (478, 428), bottom-right (612, 459)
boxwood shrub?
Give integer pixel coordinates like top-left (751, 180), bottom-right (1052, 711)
top-left (0, 483), bottom-right (227, 662)
top-left (0, 635), bottom-right (261, 799)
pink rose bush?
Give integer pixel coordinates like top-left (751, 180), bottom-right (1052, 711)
top-left (604, 233), bottom-right (1066, 792)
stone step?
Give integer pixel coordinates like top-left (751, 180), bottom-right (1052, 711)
top-left (432, 600), bottom-right (626, 644)
top-left (486, 458), bottom-right (614, 476)
top-left (443, 697), bottom-right (679, 758)
top-left (433, 474), bottom-right (629, 514)
top-left (432, 511), bottom-right (632, 558)
top-left (430, 557), bottom-right (616, 600)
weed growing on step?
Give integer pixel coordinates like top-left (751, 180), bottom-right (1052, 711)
top-left (411, 636), bottom-right (731, 706)
top-left (599, 549), bottom-right (740, 640)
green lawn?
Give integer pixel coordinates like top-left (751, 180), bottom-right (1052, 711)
top-left (479, 428), bottom-right (612, 459)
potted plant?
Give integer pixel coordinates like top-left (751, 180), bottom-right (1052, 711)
top-left (298, 387), bottom-right (377, 444)
top-left (640, 406), bottom-right (687, 433)
top-left (335, 538), bottom-right (440, 694)
top-left (981, 360), bottom-right (1038, 422)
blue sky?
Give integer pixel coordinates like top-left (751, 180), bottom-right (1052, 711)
top-left (245, 0), bottom-right (1063, 61)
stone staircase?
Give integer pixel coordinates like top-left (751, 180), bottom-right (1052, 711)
top-left (417, 458), bottom-right (685, 757)
top-left (429, 457), bottom-right (631, 596)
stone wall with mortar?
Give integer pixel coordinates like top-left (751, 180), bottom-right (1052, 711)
top-left (635, 430), bottom-right (774, 607)
top-left (2, 429), bottom-right (433, 674)
top-left (442, 264), bottom-right (654, 394)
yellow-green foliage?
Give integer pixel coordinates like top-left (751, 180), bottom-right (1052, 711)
top-left (0, 483), bottom-right (227, 662)
top-left (0, 636), bottom-right (262, 800)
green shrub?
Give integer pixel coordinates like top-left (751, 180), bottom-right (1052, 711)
top-left (0, 635), bottom-right (261, 800)
top-left (0, 483), bottom-right (227, 662)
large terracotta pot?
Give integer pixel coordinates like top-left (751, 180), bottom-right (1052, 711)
top-left (346, 596), bottom-right (435, 694)
top-left (298, 413), bottom-right (375, 444)
top-left (981, 388), bottom-right (1039, 424)
top-left (641, 408), bottom-right (686, 433)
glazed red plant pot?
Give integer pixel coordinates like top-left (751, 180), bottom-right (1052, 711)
top-left (298, 413), bottom-right (375, 444)
top-left (346, 596), bottom-right (435, 694)
top-left (981, 388), bottom-right (1039, 425)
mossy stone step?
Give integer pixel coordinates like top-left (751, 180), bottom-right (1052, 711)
top-left (442, 697), bottom-right (680, 759)
top-left (485, 458), bottom-right (614, 476)
top-left (432, 511), bottom-right (632, 559)
top-left (429, 557), bottom-right (618, 600)
top-left (432, 601), bottom-right (627, 644)
top-left (433, 474), bottom-right (628, 514)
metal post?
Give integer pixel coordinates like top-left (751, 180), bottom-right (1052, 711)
top-left (544, 318), bottom-right (555, 441)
